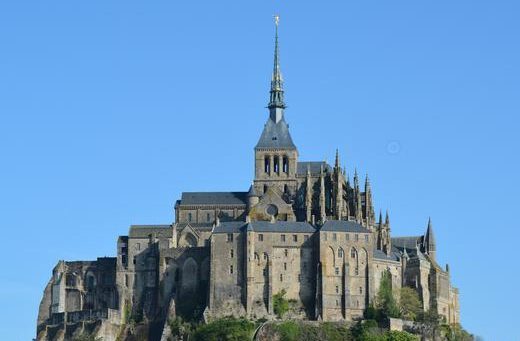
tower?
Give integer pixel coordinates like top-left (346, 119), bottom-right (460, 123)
top-left (424, 217), bottom-right (436, 261)
top-left (254, 16), bottom-right (298, 195)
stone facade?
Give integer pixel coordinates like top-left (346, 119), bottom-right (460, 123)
top-left (35, 24), bottom-right (460, 341)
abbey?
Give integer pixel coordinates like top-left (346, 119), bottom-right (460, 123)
top-left (36, 23), bottom-right (460, 340)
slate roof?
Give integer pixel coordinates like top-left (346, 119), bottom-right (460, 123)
top-left (297, 161), bottom-right (332, 175)
top-left (179, 192), bottom-right (248, 206)
top-left (373, 249), bottom-right (400, 262)
top-left (213, 221), bottom-right (316, 234)
top-left (129, 225), bottom-right (172, 238)
top-left (255, 118), bottom-right (296, 149)
top-left (320, 220), bottom-right (370, 233)
top-left (392, 236), bottom-right (422, 250)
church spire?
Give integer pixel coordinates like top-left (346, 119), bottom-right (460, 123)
top-left (424, 217), bottom-right (436, 261)
top-left (268, 15), bottom-right (286, 123)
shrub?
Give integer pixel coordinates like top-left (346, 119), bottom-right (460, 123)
top-left (273, 289), bottom-right (289, 318)
top-left (399, 287), bottom-right (422, 321)
top-left (191, 317), bottom-right (256, 341)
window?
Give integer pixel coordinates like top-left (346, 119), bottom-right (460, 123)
top-left (229, 265), bottom-right (234, 274)
top-left (284, 249), bottom-right (288, 257)
top-left (335, 285), bottom-right (339, 294)
top-left (298, 274), bottom-right (301, 282)
top-left (338, 249), bottom-right (344, 258)
top-left (133, 257), bottom-right (136, 265)
top-left (284, 263), bottom-right (287, 270)
top-left (258, 234), bottom-right (264, 242)
top-left (304, 235), bottom-right (309, 241)
top-left (293, 235), bottom-right (297, 242)
top-left (264, 185), bottom-right (268, 193)
top-left (333, 233), bottom-right (337, 241)
top-left (207, 213), bottom-right (211, 222)
top-left (365, 235), bottom-right (369, 242)
top-left (263, 252), bottom-right (268, 260)
top-left (274, 156), bottom-right (279, 173)
top-left (351, 249), bottom-right (356, 258)
top-left (281, 234), bottom-right (286, 242)
top-left (355, 267), bottom-right (359, 276)
top-left (284, 185), bottom-right (288, 193)
top-left (280, 274), bottom-right (283, 282)
top-left (227, 233), bottom-right (233, 242)
top-left (264, 156), bottom-right (270, 173)
top-left (263, 268), bottom-right (267, 276)
top-left (355, 234), bottom-right (359, 241)
top-left (230, 249), bottom-right (234, 258)
top-left (359, 287), bottom-right (363, 294)
top-left (188, 213), bottom-right (192, 222)
top-left (283, 156), bottom-right (288, 173)
top-left (335, 267), bottom-right (339, 275)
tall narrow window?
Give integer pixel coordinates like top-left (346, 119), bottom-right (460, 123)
top-left (230, 265), bottom-right (234, 274)
top-left (284, 184), bottom-right (288, 193)
top-left (333, 233), bottom-right (337, 241)
top-left (281, 234), bottom-right (286, 242)
top-left (335, 285), bottom-right (339, 294)
top-left (284, 263), bottom-right (287, 270)
top-left (280, 274), bottom-right (283, 282)
top-left (283, 156), bottom-right (288, 173)
top-left (206, 213), bottom-right (211, 222)
top-left (258, 234), bottom-right (264, 242)
top-left (284, 249), bottom-right (288, 257)
top-left (230, 249), bottom-right (234, 258)
top-left (227, 234), bottom-right (233, 242)
top-left (188, 213), bottom-right (192, 222)
top-left (264, 156), bottom-right (270, 173)
top-left (292, 234), bottom-right (297, 242)
top-left (274, 156), bottom-right (279, 173)
top-left (338, 249), bottom-right (344, 258)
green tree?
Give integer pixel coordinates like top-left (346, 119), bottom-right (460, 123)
top-left (73, 334), bottom-right (103, 341)
top-left (191, 318), bottom-right (256, 341)
top-left (273, 289), bottom-right (289, 319)
top-left (376, 269), bottom-right (400, 318)
top-left (399, 287), bottom-right (422, 321)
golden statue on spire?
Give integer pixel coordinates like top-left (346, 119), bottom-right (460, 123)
top-left (274, 14), bottom-right (280, 27)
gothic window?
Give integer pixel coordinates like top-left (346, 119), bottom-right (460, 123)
top-left (188, 213), bottom-right (192, 222)
top-left (264, 185), bottom-right (268, 193)
top-left (274, 156), bottom-right (279, 173)
top-left (258, 234), bottom-right (264, 241)
top-left (284, 184), bottom-right (288, 193)
top-left (281, 234), bottom-right (286, 242)
top-left (283, 156), bottom-right (288, 173)
top-left (207, 213), bottom-right (211, 222)
top-left (351, 248), bottom-right (357, 258)
top-left (292, 234), bottom-right (297, 242)
top-left (227, 233), bottom-right (233, 242)
top-left (264, 156), bottom-right (270, 173)
top-left (338, 249), bottom-right (344, 258)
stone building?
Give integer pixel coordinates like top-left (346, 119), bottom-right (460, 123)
top-left (36, 22), bottom-right (460, 340)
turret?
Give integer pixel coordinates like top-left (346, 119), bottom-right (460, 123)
top-left (364, 174), bottom-right (375, 227)
top-left (306, 166), bottom-right (312, 223)
top-left (334, 149), bottom-right (343, 220)
top-left (247, 183), bottom-right (259, 209)
top-left (319, 164), bottom-right (326, 222)
top-left (354, 170), bottom-right (362, 223)
top-left (424, 217), bottom-right (436, 261)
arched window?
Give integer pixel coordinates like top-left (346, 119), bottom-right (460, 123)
top-left (188, 213), bottom-right (192, 222)
top-left (283, 156), bottom-right (288, 173)
top-left (351, 248), bottom-right (357, 258)
top-left (284, 184), bottom-right (288, 194)
top-left (264, 185), bottom-right (268, 194)
top-left (338, 248), bottom-right (344, 258)
top-left (206, 213), bottom-right (210, 222)
top-left (264, 156), bottom-right (270, 173)
top-left (274, 156), bottom-right (279, 173)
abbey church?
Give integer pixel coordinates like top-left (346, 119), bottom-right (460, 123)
top-left (36, 22), bottom-right (460, 340)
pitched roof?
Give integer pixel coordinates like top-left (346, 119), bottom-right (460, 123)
top-left (320, 220), bottom-right (370, 233)
top-left (392, 236), bottom-right (422, 250)
top-left (129, 225), bottom-right (172, 238)
top-left (213, 221), bottom-right (316, 234)
top-left (179, 192), bottom-right (248, 206)
top-left (373, 249), bottom-right (400, 262)
top-left (297, 161), bottom-right (332, 175)
top-left (255, 118), bottom-right (296, 149)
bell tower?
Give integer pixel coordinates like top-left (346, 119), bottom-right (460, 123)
top-left (254, 16), bottom-right (298, 196)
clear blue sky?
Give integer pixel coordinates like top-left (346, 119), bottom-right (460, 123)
top-left (0, 1), bottom-right (518, 340)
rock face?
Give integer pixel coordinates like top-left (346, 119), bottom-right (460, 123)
top-left (35, 22), bottom-right (461, 341)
